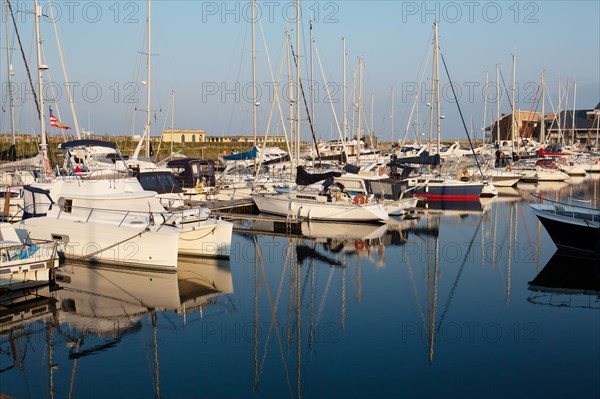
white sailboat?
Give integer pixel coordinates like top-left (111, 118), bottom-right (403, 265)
top-left (252, 5), bottom-right (387, 223)
top-left (20, 140), bottom-right (233, 264)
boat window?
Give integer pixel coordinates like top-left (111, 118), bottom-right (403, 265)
top-left (192, 163), bottom-right (200, 177)
top-left (158, 173), bottom-right (182, 193)
top-left (139, 174), bottom-right (159, 189)
top-left (64, 199), bottom-right (72, 213)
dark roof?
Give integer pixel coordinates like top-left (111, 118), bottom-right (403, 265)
top-left (59, 139), bottom-right (117, 150)
top-left (547, 110), bottom-right (598, 131)
top-left (595, 102), bottom-right (600, 110)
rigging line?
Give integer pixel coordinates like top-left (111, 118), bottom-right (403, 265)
top-left (227, 21), bottom-right (249, 138)
top-left (7, 0), bottom-right (40, 117)
top-left (254, 21), bottom-right (290, 181)
top-left (79, 226), bottom-right (152, 260)
top-left (401, 43), bottom-right (433, 148)
top-left (435, 213), bottom-right (485, 334)
top-left (290, 44), bottom-right (321, 162)
top-left (439, 52), bottom-right (485, 180)
top-left (406, 253), bottom-right (427, 327)
top-left (498, 66), bottom-right (513, 110)
top-left (521, 82), bottom-right (541, 139)
top-left (378, 88), bottom-right (392, 138)
top-left (313, 40), bottom-right (345, 151)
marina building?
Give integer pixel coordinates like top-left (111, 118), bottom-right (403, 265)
top-left (162, 129), bottom-right (285, 144)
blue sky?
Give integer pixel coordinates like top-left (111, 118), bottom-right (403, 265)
top-left (1, 0), bottom-right (599, 142)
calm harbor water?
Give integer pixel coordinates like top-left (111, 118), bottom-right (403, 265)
top-left (1, 177), bottom-right (599, 399)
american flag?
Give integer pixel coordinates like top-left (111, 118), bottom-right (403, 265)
top-left (49, 107), bottom-right (71, 130)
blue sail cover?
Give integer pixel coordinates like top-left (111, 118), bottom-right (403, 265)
top-left (223, 147), bottom-right (258, 161)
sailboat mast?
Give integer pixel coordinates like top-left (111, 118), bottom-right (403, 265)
top-left (482, 71), bottom-right (488, 146)
top-left (34, 0), bottom-right (47, 157)
top-left (511, 54), bottom-right (516, 152)
top-left (496, 64), bottom-right (500, 143)
top-left (342, 36), bottom-right (347, 142)
top-left (251, 0), bottom-right (257, 146)
top-left (145, 0), bottom-right (151, 158)
top-left (434, 22), bottom-right (441, 155)
top-left (540, 70), bottom-right (545, 144)
top-left (310, 19), bottom-right (315, 140)
top-left (370, 92), bottom-right (374, 141)
top-left (391, 85), bottom-right (395, 142)
top-left (557, 79), bottom-right (562, 145)
top-left (170, 90), bottom-right (175, 155)
top-left (295, 0), bottom-right (301, 164)
top-left (428, 27), bottom-right (435, 147)
top-left (3, 0), bottom-right (16, 145)
top-left (356, 57), bottom-right (363, 164)
top-left (571, 81), bottom-right (577, 146)
top-left (286, 30), bottom-right (294, 167)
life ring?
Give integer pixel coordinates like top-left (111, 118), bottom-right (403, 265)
top-left (354, 240), bottom-right (365, 250)
top-left (378, 167), bottom-right (384, 176)
top-left (195, 180), bottom-right (204, 194)
top-left (353, 194), bottom-right (366, 205)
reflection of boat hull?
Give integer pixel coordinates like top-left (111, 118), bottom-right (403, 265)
top-left (175, 256), bottom-right (233, 310)
top-left (531, 204), bottom-right (600, 257)
top-left (0, 286), bottom-right (55, 332)
top-left (424, 200), bottom-right (484, 213)
top-left (54, 257), bottom-right (233, 334)
top-left (528, 253), bottom-right (600, 295)
top-left (300, 221), bottom-right (388, 241)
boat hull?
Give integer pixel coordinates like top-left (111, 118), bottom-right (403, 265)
top-left (18, 218), bottom-right (180, 270)
top-left (0, 253), bottom-right (58, 291)
top-left (252, 194), bottom-right (388, 223)
top-left (412, 180), bottom-right (484, 201)
top-left (531, 205), bottom-right (600, 257)
top-left (178, 219), bottom-right (233, 258)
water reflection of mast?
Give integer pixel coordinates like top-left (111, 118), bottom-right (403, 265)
top-left (296, 238), bottom-right (301, 399)
top-left (341, 258), bottom-right (346, 329)
top-left (492, 198), bottom-right (498, 269)
top-left (427, 215), bottom-right (440, 365)
top-left (152, 312), bottom-right (160, 399)
top-left (48, 323), bottom-right (55, 399)
top-left (506, 202), bottom-right (514, 303)
top-left (253, 237), bottom-right (259, 391)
